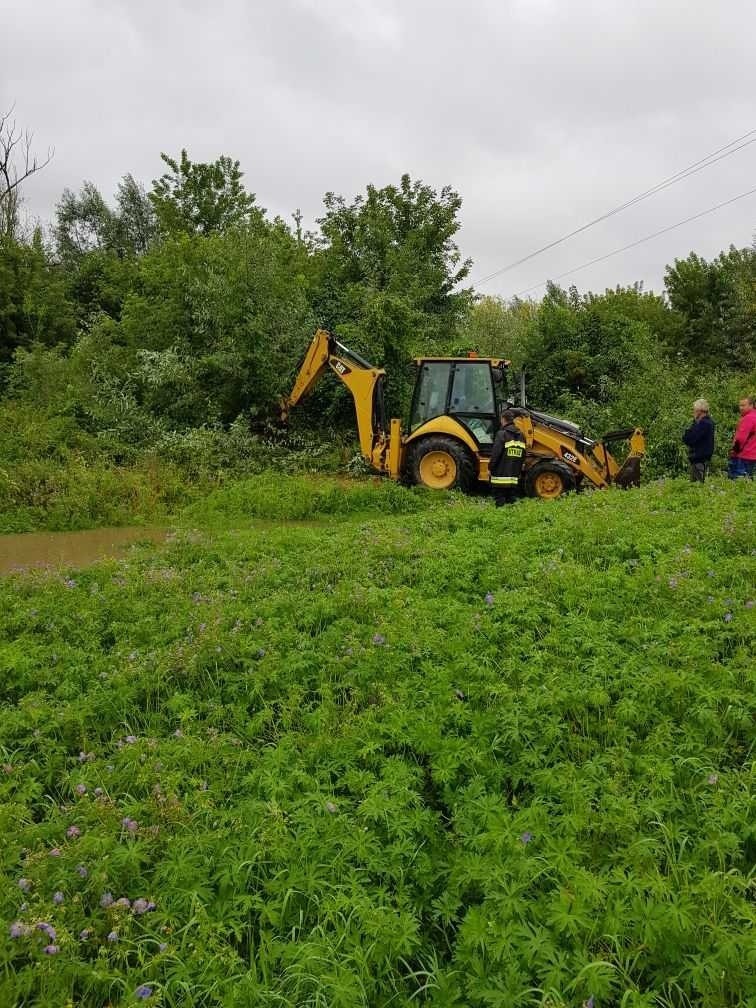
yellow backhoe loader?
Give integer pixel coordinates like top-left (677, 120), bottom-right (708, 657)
top-left (282, 329), bottom-right (645, 499)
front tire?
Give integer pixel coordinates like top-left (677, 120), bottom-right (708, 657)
top-left (525, 460), bottom-right (576, 499)
top-left (407, 436), bottom-right (477, 492)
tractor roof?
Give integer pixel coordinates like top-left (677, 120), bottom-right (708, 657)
top-left (414, 357), bottom-right (510, 367)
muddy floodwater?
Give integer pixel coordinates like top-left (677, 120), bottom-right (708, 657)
top-left (0, 527), bottom-right (167, 576)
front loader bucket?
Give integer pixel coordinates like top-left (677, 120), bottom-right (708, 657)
top-left (614, 455), bottom-right (641, 488)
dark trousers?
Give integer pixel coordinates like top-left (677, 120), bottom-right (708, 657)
top-left (728, 458), bottom-right (755, 479)
top-left (493, 487), bottom-right (518, 506)
top-left (689, 462), bottom-right (708, 483)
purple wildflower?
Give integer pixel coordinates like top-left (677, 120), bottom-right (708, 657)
top-left (79, 929), bottom-right (92, 940)
top-left (114, 897), bottom-right (131, 909)
top-left (49, 847), bottom-right (61, 857)
top-left (135, 986), bottom-right (153, 1000)
top-left (78, 751), bottom-right (94, 763)
top-left (53, 891), bottom-right (64, 905)
top-left (121, 817), bottom-right (138, 833)
top-left (67, 825), bottom-right (81, 839)
top-left (100, 892), bottom-right (114, 908)
top-left (125, 735), bottom-right (138, 744)
top-left (10, 922), bottom-right (28, 938)
top-left (520, 831), bottom-right (534, 844)
top-left (668, 578), bottom-right (678, 589)
top-left (158, 942), bottom-right (167, 952)
top-left (75, 783), bottom-right (87, 796)
top-left (583, 998), bottom-right (594, 1008)
top-left (132, 898), bottom-right (149, 915)
top-left (146, 900), bottom-right (156, 912)
top-left (76, 864), bottom-right (88, 878)
top-left (94, 787), bottom-right (104, 797)
top-left (63, 578), bottom-right (76, 589)
top-left (723, 612), bottom-right (733, 623)
top-left (107, 930), bottom-right (119, 943)
top-left (325, 801), bottom-right (338, 814)
top-left (372, 633), bottom-right (386, 646)
top-left (255, 647), bottom-right (266, 658)
top-left (708, 773), bottom-right (719, 786)
top-left (484, 592), bottom-right (494, 606)
top-left (44, 944), bottom-right (59, 955)
top-left (18, 878), bottom-right (32, 893)
top-left (173, 728), bottom-right (183, 737)
top-left (36, 923), bottom-right (56, 940)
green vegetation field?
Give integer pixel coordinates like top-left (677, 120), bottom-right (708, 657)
top-left (1, 476), bottom-right (754, 1007)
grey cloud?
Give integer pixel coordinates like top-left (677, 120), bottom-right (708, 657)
top-left (2, 0), bottom-right (754, 298)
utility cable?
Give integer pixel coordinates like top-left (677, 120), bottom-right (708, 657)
top-left (472, 127), bottom-right (756, 287)
top-left (506, 185), bottom-right (756, 299)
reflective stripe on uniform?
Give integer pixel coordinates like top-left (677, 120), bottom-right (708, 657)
top-left (490, 476), bottom-right (519, 485)
top-left (504, 440), bottom-right (524, 449)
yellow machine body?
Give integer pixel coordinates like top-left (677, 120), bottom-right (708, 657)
top-left (282, 329), bottom-right (645, 499)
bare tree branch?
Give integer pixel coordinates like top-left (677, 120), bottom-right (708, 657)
top-left (0, 105), bottom-right (54, 238)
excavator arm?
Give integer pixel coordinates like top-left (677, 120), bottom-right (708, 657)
top-left (282, 329), bottom-right (388, 464)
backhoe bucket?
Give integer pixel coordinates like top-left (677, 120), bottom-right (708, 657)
top-left (613, 454), bottom-right (641, 488)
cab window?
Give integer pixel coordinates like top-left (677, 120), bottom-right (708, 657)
top-left (410, 362), bottom-right (451, 429)
top-left (449, 362), bottom-right (496, 415)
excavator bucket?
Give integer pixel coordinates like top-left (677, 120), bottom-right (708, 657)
top-left (601, 427), bottom-right (645, 488)
top-left (614, 455), bottom-right (641, 488)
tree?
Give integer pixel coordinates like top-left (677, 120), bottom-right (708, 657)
top-left (53, 176), bottom-right (156, 326)
top-left (0, 106), bottom-right (53, 238)
top-left (0, 230), bottom-right (76, 376)
top-left (665, 246), bottom-right (756, 368)
top-left (55, 175), bottom-right (157, 263)
top-left (455, 295), bottom-right (538, 367)
top-left (149, 150), bottom-right (261, 236)
top-left (114, 219), bottom-right (314, 427)
top-left (522, 283), bottom-right (663, 407)
top-left (312, 174), bottom-right (472, 412)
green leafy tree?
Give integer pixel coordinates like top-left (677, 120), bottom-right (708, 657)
top-left (115, 219), bottom-right (314, 427)
top-left (55, 175), bottom-right (156, 264)
top-left (54, 177), bottom-right (155, 325)
top-left (664, 245), bottom-right (756, 368)
top-left (149, 149), bottom-right (261, 236)
top-left (0, 231), bottom-right (76, 378)
top-left (455, 295), bottom-right (538, 368)
top-left (312, 174), bottom-right (472, 412)
top-left (522, 283), bottom-right (664, 408)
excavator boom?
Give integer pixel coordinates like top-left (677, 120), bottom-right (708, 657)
top-left (282, 329), bottom-right (389, 465)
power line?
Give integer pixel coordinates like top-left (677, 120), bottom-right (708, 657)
top-left (507, 185), bottom-right (756, 299)
top-left (472, 127), bottom-right (756, 287)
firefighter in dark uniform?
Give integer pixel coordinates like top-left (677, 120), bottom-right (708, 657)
top-left (489, 409), bottom-right (526, 506)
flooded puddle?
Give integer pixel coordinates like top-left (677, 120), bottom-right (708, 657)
top-left (0, 527), bottom-right (167, 576)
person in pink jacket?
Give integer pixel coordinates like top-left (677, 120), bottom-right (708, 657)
top-left (728, 395), bottom-right (756, 479)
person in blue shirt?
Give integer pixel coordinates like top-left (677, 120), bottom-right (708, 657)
top-left (682, 398), bottom-right (715, 482)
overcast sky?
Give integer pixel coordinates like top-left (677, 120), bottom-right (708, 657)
top-left (3, 0), bottom-right (755, 299)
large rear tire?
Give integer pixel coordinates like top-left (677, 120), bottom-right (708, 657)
top-left (407, 436), bottom-right (477, 492)
top-left (525, 460), bottom-right (576, 499)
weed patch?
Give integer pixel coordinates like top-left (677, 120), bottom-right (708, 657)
top-left (0, 478), bottom-right (753, 1006)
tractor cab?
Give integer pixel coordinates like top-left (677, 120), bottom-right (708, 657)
top-left (409, 356), bottom-right (510, 448)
